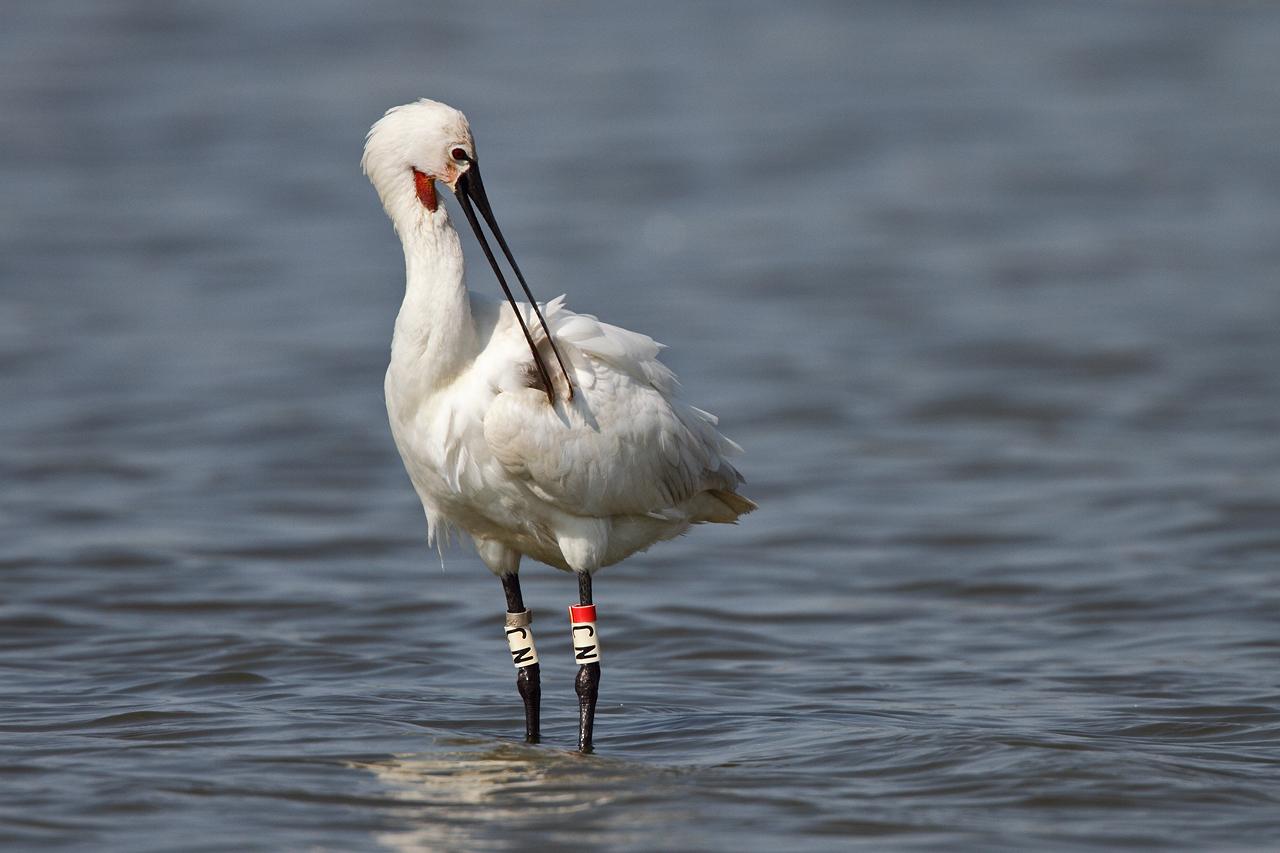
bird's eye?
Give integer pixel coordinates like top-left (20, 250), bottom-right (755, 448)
top-left (451, 147), bottom-right (469, 162)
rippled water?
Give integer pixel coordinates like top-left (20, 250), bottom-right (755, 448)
top-left (4, 1), bottom-right (1280, 850)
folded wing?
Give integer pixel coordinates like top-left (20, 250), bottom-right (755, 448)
top-left (480, 297), bottom-right (754, 521)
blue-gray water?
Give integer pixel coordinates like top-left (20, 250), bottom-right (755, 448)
top-left (3, 2), bottom-right (1280, 850)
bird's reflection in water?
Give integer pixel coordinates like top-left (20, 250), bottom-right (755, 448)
top-left (351, 741), bottom-right (672, 852)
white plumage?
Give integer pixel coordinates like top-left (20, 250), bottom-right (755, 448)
top-left (364, 99), bottom-right (755, 579)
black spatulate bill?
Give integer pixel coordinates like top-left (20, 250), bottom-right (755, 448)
top-left (453, 160), bottom-right (574, 402)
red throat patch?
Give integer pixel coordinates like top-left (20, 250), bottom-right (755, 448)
top-left (412, 169), bottom-right (438, 212)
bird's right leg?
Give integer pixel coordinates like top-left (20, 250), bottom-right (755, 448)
top-left (500, 572), bottom-right (541, 743)
top-left (554, 521), bottom-right (606, 752)
top-left (571, 570), bottom-right (601, 753)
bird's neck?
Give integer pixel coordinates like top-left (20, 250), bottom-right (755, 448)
top-left (389, 206), bottom-right (478, 395)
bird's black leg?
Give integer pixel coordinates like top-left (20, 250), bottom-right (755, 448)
top-left (501, 573), bottom-right (540, 743)
top-left (571, 571), bottom-right (601, 753)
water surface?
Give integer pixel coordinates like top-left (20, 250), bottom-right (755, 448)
top-left (3, 2), bottom-right (1280, 850)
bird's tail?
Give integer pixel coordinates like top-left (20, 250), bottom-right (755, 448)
top-left (688, 489), bottom-right (758, 524)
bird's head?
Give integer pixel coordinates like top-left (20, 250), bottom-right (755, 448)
top-left (362, 98), bottom-right (477, 222)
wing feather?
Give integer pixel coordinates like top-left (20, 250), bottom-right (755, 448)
top-left (480, 296), bottom-right (747, 519)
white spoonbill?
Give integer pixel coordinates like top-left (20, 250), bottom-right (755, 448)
top-left (362, 99), bottom-right (755, 752)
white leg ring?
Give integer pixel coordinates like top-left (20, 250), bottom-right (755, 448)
top-left (505, 610), bottom-right (538, 668)
top-left (568, 604), bottom-right (601, 664)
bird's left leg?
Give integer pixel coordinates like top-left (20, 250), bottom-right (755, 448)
top-left (571, 570), bottom-right (602, 753)
top-left (501, 572), bottom-right (541, 743)
top-left (478, 538), bottom-right (540, 743)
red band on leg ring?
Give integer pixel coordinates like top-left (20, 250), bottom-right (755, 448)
top-left (568, 604), bottom-right (601, 664)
